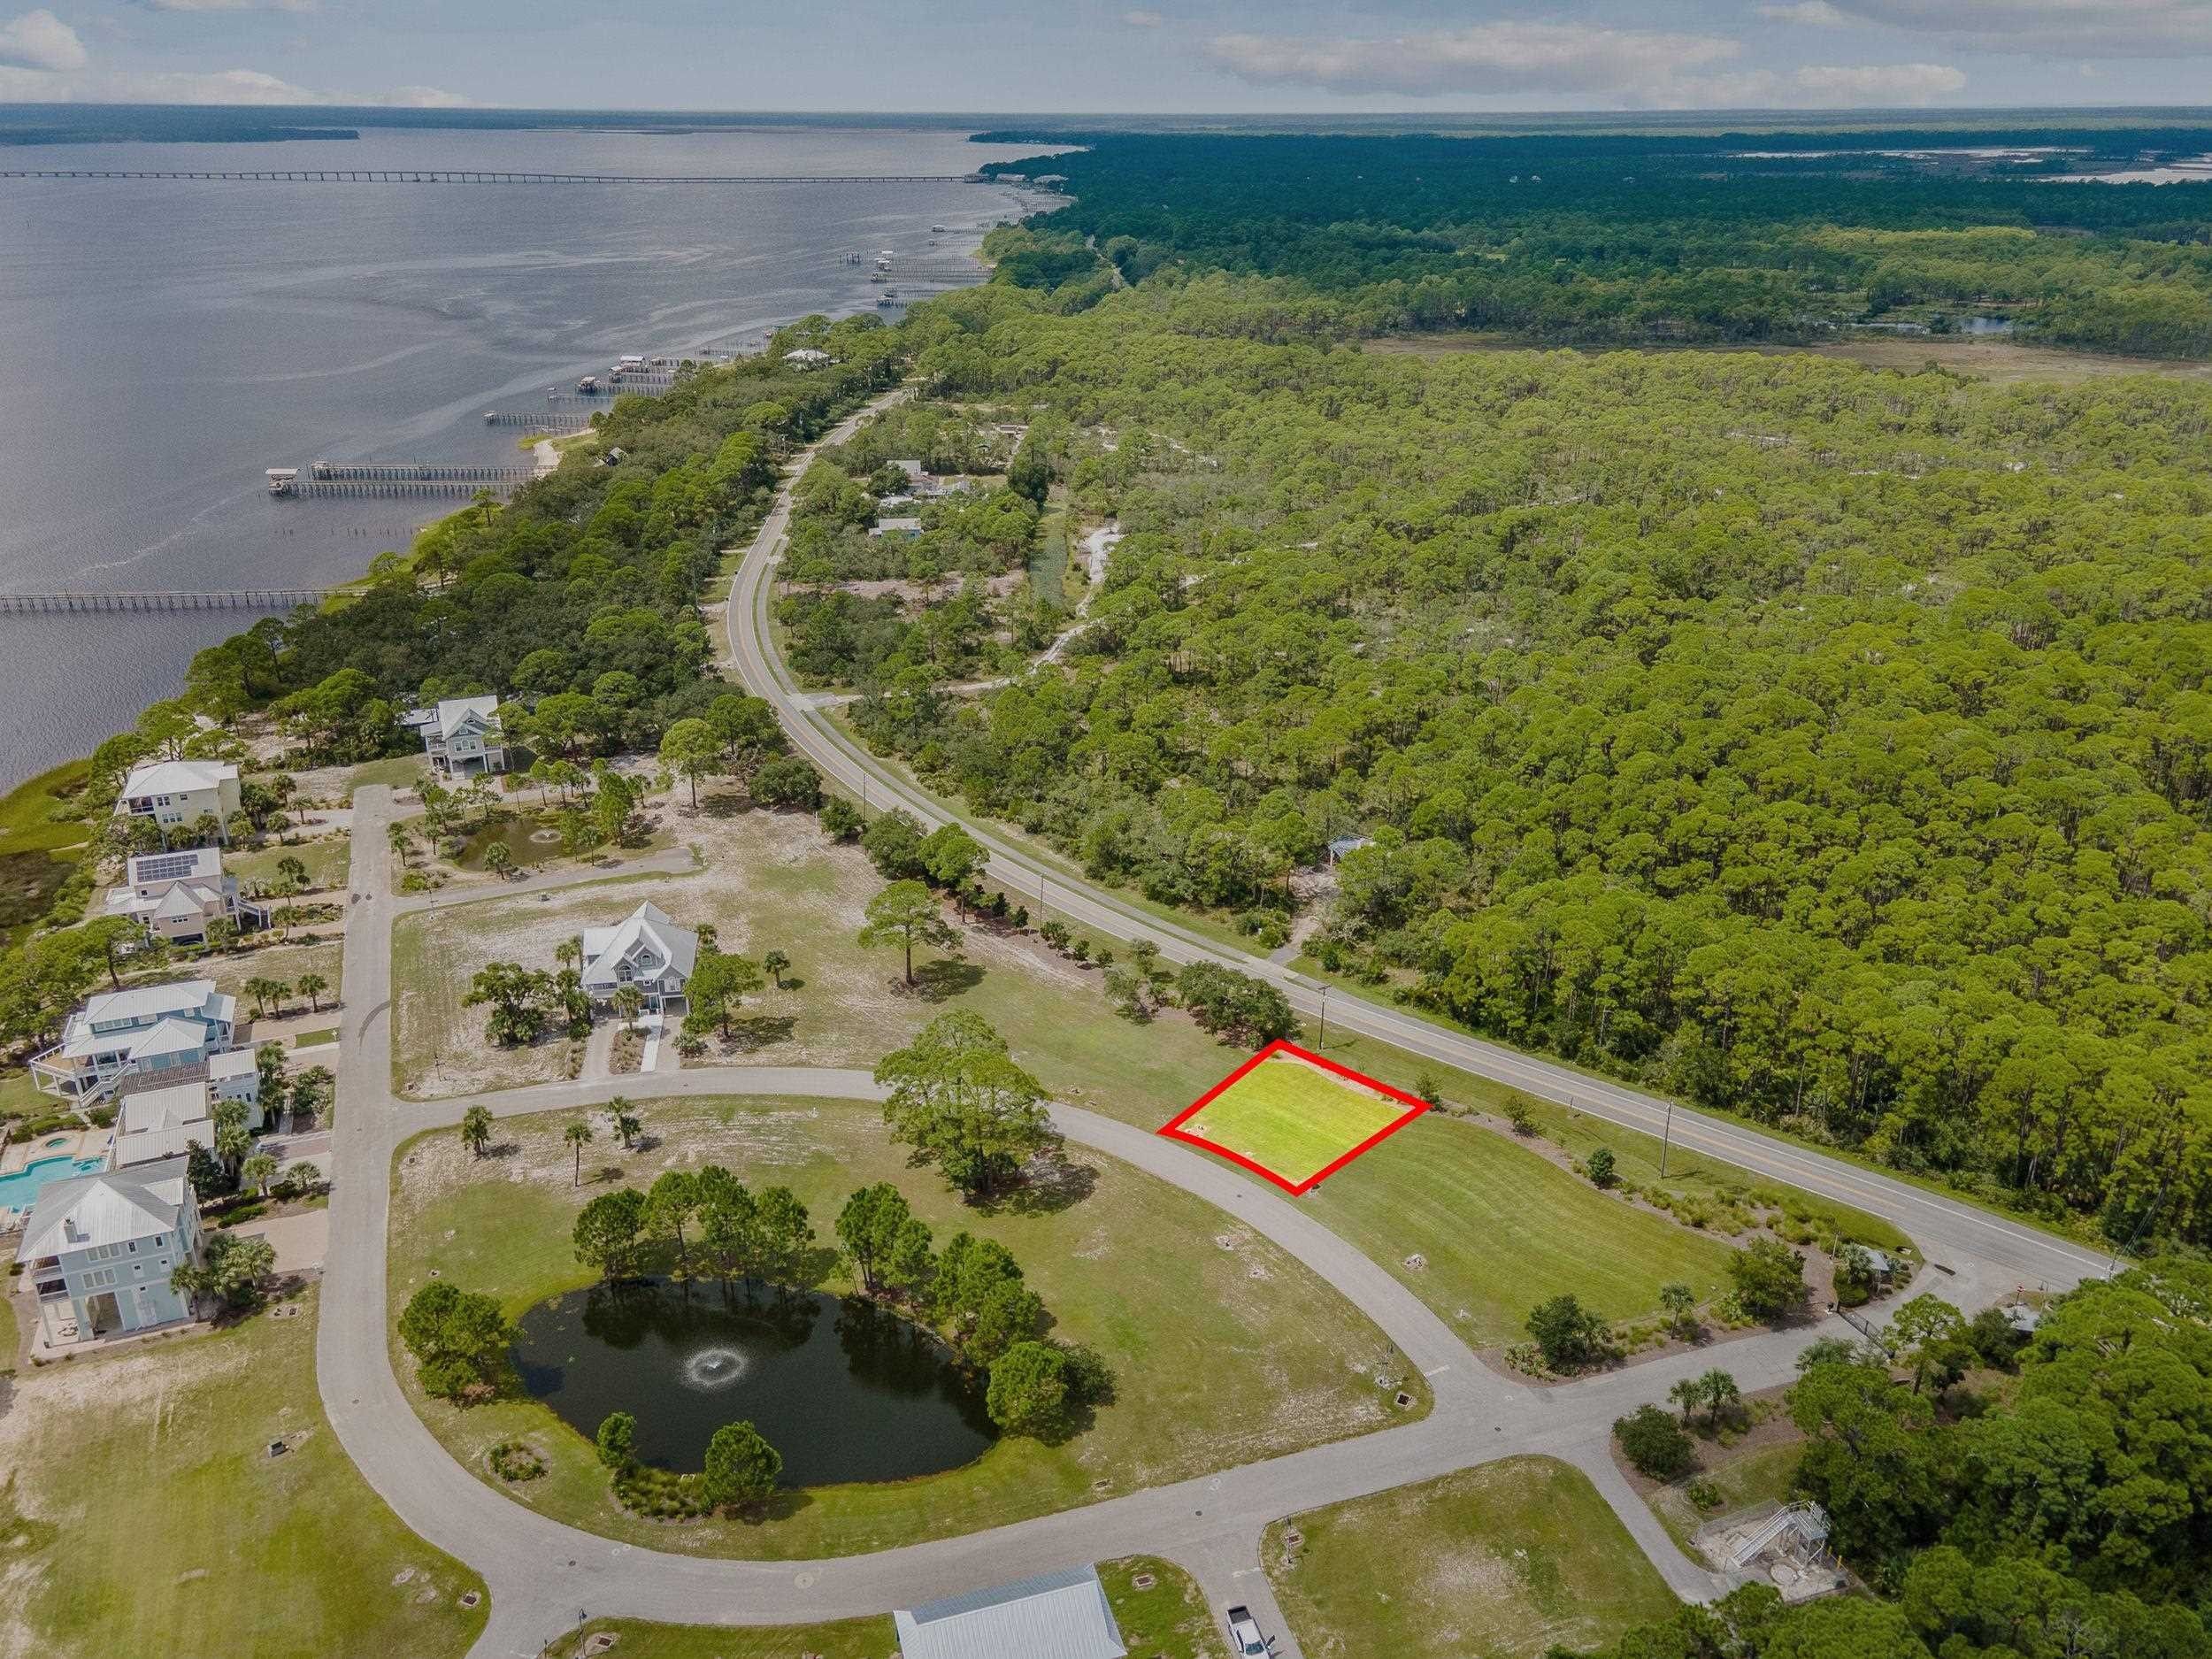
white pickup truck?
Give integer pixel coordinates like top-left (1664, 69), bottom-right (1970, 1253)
top-left (1225, 1604), bottom-right (1271, 1656)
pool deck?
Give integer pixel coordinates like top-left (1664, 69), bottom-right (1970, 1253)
top-left (0, 1125), bottom-right (109, 1177)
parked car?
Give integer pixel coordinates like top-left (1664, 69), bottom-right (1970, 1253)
top-left (1225, 1604), bottom-right (1270, 1655)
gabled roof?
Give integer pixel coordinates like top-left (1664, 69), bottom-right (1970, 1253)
top-left (150, 883), bottom-right (220, 921)
top-left (119, 1079), bottom-right (213, 1136)
top-left (18, 1156), bottom-right (192, 1260)
top-left (580, 901), bottom-right (698, 987)
top-left (81, 979), bottom-right (223, 1029)
top-left (402, 695), bottom-right (502, 741)
top-left (206, 1048), bottom-right (259, 1081)
top-left (127, 1017), bottom-right (220, 1062)
top-left (895, 1565), bottom-right (1126, 1659)
top-left (120, 759), bottom-right (238, 799)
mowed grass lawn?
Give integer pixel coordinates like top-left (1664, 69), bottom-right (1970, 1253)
top-left (1174, 1053), bottom-right (1416, 1187)
top-left (1301, 1112), bottom-right (1738, 1345)
top-left (544, 1556), bottom-right (1227, 1659)
top-left (230, 835), bottom-right (352, 895)
top-left (388, 1095), bottom-right (1428, 1560)
top-left (1265, 1456), bottom-right (1680, 1659)
top-left (0, 1288), bottom-right (486, 1657)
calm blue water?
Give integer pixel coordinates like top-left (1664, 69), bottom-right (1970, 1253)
top-left (0, 123), bottom-right (1046, 788)
top-left (0, 1153), bottom-right (109, 1217)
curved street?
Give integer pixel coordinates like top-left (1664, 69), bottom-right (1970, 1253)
top-left (300, 400), bottom-right (2113, 1659)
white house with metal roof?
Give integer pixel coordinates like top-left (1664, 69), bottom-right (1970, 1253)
top-left (893, 1565), bottom-right (1127, 1659)
top-left (116, 758), bottom-right (242, 846)
top-left (15, 1155), bottom-right (203, 1345)
top-left (28, 979), bottom-right (240, 1104)
top-left (579, 902), bottom-right (697, 1010)
top-left (104, 845), bottom-right (265, 946)
top-left (112, 1064), bottom-right (263, 1169)
top-left (401, 695), bottom-right (508, 778)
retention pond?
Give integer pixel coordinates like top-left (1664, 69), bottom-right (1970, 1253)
top-left (511, 1280), bottom-right (996, 1486)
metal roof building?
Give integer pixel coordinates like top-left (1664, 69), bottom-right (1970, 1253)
top-left (894, 1564), bottom-right (1127, 1659)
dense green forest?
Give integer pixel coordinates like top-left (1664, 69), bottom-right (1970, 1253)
top-left (828, 271), bottom-right (2212, 1253)
top-left (982, 128), bottom-right (2212, 356)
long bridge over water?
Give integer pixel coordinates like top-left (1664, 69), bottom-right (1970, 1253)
top-left (0, 169), bottom-right (987, 186)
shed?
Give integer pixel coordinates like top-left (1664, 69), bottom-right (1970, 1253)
top-left (1327, 835), bottom-right (1374, 864)
top-left (894, 1564), bottom-right (1126, 1659)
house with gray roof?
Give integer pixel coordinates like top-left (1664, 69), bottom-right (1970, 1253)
top-left (28, 979), bottom-right (240, 1105)
top-left (579, 901), bottom-right (698, 1011)
top-left (894, 1564), bottom-right (1127, 1659)
top-left (401, 695), bottom-right (508, 779)
top-left (15, 1156), bottom-right (203, 1346)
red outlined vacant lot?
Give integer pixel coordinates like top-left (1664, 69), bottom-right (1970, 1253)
top-left (1158, 1041), bottom-right (1431, 1195)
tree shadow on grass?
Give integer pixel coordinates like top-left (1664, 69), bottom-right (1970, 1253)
top-left (728, 1014), bottom-right (796, 1053)
top-left (909, 957), bottom-right (984, 1002)
top-left (973, 1148), bottom-right (1098, 1218)
top-left (697, 791), bottom-right (752, 820)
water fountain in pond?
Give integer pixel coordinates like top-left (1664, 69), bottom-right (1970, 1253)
top-left (680, 1346), bottom-right (750, 1391)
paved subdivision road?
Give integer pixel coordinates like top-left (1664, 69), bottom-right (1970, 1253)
top-left (301, 394), bottom-right (2114, 1659)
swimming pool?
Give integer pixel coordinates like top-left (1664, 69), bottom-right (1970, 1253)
top-left (0, 1154), bottom-right (108, 1218)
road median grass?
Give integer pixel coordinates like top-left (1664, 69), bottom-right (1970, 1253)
top-left (388, 1094), bottom-right (1428, 1562)
top-left (0, 1286), bottom-right (486, 1656)
top-left (1265, 1455), bottom-right (1680, 1659)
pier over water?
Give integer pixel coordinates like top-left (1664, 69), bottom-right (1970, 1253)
top-left (0, 589), bottom-right (329, 616)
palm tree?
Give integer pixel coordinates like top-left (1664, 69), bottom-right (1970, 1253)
top-left (1669, 1376), bottom-right (1702, 1423)
top-left (461, 1103), bottom-right (494, 1159)
top-left (241, 1152), bottom-right (279, 1197)
top-left (216, 1120), bottom-right (250, 1171)
top-left (565, 1118), bottom-right (594, 1187)
top-left (611, 983), bottom-right (644, 1031)
top-left (268, 980), bottom-right (293, 1018)
top-left (483, 841), bottom-right (514, 879)
top-left (555, 937), bottom-right (581, 973)
top-left (605, 1096), bottom-right (641, 1150)
top-left (387, 821), bottom-right (412, 864)
top-left (242, 976), bottom-right (280, 1019)
top-left (763, 949), bottom-right (789, 990)
top-left (296, 972), bottom-right (328, 1014)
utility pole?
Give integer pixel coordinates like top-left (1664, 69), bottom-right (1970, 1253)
top-left (1317, 983), bottom-right (1331, 1050)
top-left (1660, 1099), bottom-right (1675, 1179)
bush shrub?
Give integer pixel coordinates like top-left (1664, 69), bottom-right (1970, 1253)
top-left (488, 1441), bottom-right (546, 1482)
top-left (1615, 1404), bottom-right (1696, 1481)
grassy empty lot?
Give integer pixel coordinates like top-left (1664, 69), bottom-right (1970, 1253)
top-left (388, 792), bottom-right (1265, 1102)
top-left (388, 1095), bottom-right (1427, 1561)
top-left (544, 1555), bottom-right (1224, 1659)
top-left (1302, 1111), bottom-right (1738, 1344)
top-left (1265, 1455), bottom-right (1680, 1659)
top-left (343, 755), bottom-right (430, 800)
top-left (0, 1288), bottom-right (486, 1657)
top-left (230, 836), bottom-right (352, 895)
top-left (1172, 1051), bottom-right (1417, 1188)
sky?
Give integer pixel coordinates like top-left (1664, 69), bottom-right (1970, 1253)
top-left (1, 0), bottom-right (2209, 114)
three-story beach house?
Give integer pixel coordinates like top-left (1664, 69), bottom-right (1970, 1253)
top-left (116, 759), bottom-right (242, 846)
top-left (580, 901), bottom-right (697, 1011)
top-left (103, 845), bottom-right (266, 946)
top-left (29, 979), bottom-right (240, 1104)
top-left (15, 1156), bottom-right (204, 1344)
top-left (402, 695), bottom-right (508, 779)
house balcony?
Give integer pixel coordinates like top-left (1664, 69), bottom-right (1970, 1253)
top-left (27, 1047), bottom-right (114, 1101)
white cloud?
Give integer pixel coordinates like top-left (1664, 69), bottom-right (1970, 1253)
top-left (1818, 0), bottom-right (2212, 55)
top-left (1121, 8), bottom-right (1164, 26)
top-left (1793, 60), bottom-right (1968, 98)
top-left (1755, 1), bottom-right (1851, 23)
top-left (0, 8), bottom-right (88, 72)
top-left (139, 0), bottom-right (318, 11)
top-left (1204, 21), bottom-right (1744, 98)
top-left (0, 60), bottom-right (469, 104)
